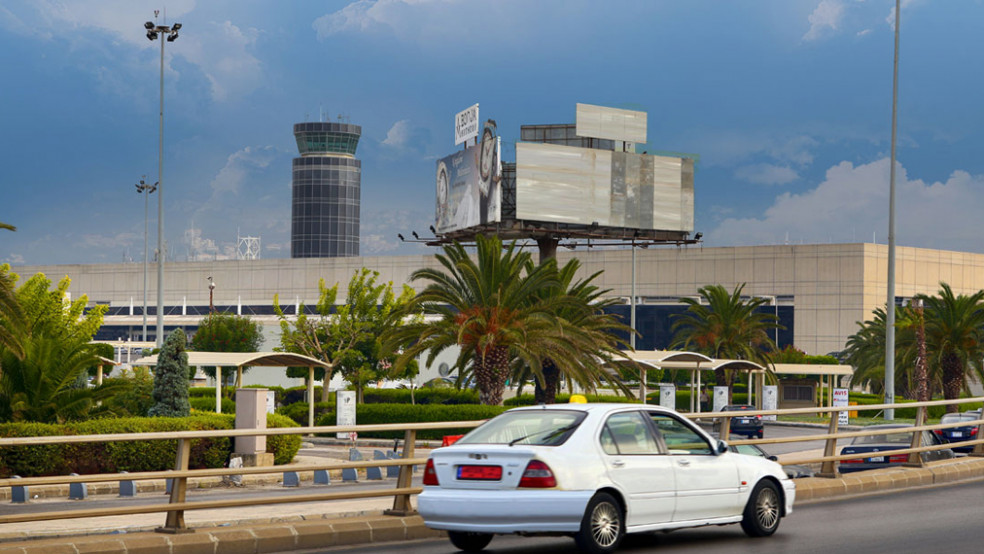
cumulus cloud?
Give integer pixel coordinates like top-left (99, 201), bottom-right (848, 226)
top-left (734, 164), bottom-right (799, 186)
top-left (803, 0), bottom-right (844, 41)
top-left (856, 28), bottom-right (872, 37)
top-left (22, 1), bottom-right (262, 102)
top-left (184, 226), bottom-right (236, 261)
top-left (709, 158), bottom-right (984, 252)
top-left (2, 253), bottom-right (25, 265)
top-left (209, 145), bottom-right (279, 197)
top-left (380, 119), bottom-right (431, 154)
top-left (313, 0), bottom-right (470, 42)
top-left (78, 232), bottom-right (139, 250)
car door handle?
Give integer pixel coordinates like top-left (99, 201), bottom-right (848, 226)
top-left (611, 460), bottom-right (625, 467)
top-left (676, 459), bottom-right (691, 467)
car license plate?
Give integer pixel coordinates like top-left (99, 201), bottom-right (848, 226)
top-left (739, 418), bottom-right (750, 424)
top-left (457, 465), bottom-right (502, 480)
top-left (953, 431), bottom-right (963, 438)
top-left (868, 456), bottom-right (885, 462)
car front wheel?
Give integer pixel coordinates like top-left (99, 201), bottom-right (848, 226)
top-left (574, 492), bottom-right (624, 554)
top-left (447, 531), bottom-right (493, 552)
top-left (741, 480), bottom-right (781, 537)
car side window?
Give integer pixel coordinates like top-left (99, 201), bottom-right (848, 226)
top-left (602, 412), bottom-right (660, 455)
top-left (649, 414), bottom-right (713, 455)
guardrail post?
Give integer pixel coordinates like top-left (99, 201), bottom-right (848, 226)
top-left (904, 406), bottom-right (926, 467)
top-left (68, 473), bottom-right (87, 500)
top-left (156, 438), bottom-right (193, 534)
top-left (719, 415), bottom-right (731, 439)
top-left (385, 429), bottom-right (417, 516)
top-left (817, 410), bottom-right (841, 478)
top-left (119, 471), bottom-right (136, 497)
top-left (10, 476), bottom-right (27, 504)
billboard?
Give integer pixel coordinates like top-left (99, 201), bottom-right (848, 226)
top-left (436, 125), bottom-right (501, 233)
top-left (575, 103), bottom-right (647, 144)
top-left (514, 142), bottom-right (694, 232)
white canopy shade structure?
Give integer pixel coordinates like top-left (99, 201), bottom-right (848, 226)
top-left (608, 351), bottom-right (714, 406)
top-left (134, 351), bottom-right (330, 426)
top-left (94, 356), bottom-right (120, 386)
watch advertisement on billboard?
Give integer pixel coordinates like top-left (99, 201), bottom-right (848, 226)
top-left (436, 125), bottom-right (501, 233)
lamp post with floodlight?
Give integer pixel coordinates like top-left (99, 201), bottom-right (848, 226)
top-left (135, 177), bottom-right (157, 342)
top-left (144, 14), bottom-right (181, 348)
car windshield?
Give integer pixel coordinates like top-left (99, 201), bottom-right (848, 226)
top-left (942, 413), bottom-right (979, 424)
top-left (455, 410), bottom-right (586, 446)
top-left (852, 429), bottom-right (913, 445)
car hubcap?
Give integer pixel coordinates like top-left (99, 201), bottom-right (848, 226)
top-left (590, 502), bottom-right (620, 547)
top-left (756, 487), bottom-right (779, 530)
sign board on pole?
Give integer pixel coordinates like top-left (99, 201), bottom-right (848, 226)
top-left (454, 103), bottom-right (479, 146)
top-left (713, 386), bottom-right (729, 413)
top-left (266, 390), bottom-right (276, 415)
top-left (833, 388), bottom-right (850, 425)
top-left (336, 390), bottom-right (356, 440)
top-left (659, 385), bottom-right (676, 410)
top-left (762, 385), bottom-right (778, 421)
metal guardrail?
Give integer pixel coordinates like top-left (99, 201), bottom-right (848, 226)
top-left (1, 398), bottom-right (982, 531)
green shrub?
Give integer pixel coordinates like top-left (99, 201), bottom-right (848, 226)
top-left (361, 388), bottom-right (480, 405)
top-left (190, 397), bottom-right (236, 413)
top-left (266, 413), bottom-right (302, 465)
top-left (276, 402), bottom-right (334, 425)
top-left (0, 413), bottom-right (300, 478)
top-left (102, 368), bottom-right (155, 417)
top-left (189, 386), bottom-right (236, 398)
top-left (283, 386), bottom-right (329, 405)
top-left (314, 403), bottom-right (506, 440)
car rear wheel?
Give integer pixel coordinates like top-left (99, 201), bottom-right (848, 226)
top-left (741, 480), bottom-right (781, 537)
top-left (574, 492), bottom-right (624, 554)
top-left (447, 531), bottom-right (493, 552)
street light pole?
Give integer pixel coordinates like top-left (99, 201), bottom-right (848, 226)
top-left (135, 177), bottom-right (157, 342)
top-left (144, 14), bottom-right (181, 348)
top-left (885, 0), bottom-right (901, 420)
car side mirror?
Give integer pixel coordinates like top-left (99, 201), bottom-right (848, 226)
top-left (716, 439), bottom-right (728, 455)
top-left (768, 455), bottom-right (778, 462)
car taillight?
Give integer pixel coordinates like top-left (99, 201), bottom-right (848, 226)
top-left (971, 428), bottom-right (979, 435)
top-left (423, 459), bottom-right (439, 486)
top-left (933, 430), bottom-right (943, 435)
top-left (888, 454), bottom-right (909, 463)
top-left (518, 460), bottom-right (556, 488)
top-left (840, 458), bottom-right (861, 464)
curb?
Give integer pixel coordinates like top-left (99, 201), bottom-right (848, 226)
top-left (0, 514), bottom-right (442, 554)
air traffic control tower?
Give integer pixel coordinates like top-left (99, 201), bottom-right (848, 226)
top-left (291, 121), bottom-right (361, 258)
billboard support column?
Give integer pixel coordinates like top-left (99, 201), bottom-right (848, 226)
top-left (536, 237), bottom-right (558, 264)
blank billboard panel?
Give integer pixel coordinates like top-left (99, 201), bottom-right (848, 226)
top-left (575, 103), bottom-right (647, 143)
top-left (515, 143), bottom-right (693, 233)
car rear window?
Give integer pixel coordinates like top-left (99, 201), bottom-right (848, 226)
top-left (942, 414), bottom-right (978, 423)
top-left (853, 431), bottom-right (913, 445)
top-left (455, 410), bottom-right (586, 446)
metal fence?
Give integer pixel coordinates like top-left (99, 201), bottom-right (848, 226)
top-left (0, 397), bottom-right (982, 532)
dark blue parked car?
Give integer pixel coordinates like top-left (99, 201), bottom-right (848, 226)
top-left (722, 404), bottom-right (764, 439)
top-left (934, 412), bottom-right (981, 453)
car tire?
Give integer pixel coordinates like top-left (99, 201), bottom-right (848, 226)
top-left (741, 480), bottom-right (781, 537)
top-left (573, 492), bottom-right (624, 554)
top-left (757, 430), bottom-right (764, 439)
top-left (447, 531), bottom-right (493, 552)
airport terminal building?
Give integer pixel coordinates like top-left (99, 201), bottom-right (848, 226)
top-left (13, 241), bottom-right (984, 383)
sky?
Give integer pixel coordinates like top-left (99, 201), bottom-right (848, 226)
top-left (2, 0), bottom-right (984, 266)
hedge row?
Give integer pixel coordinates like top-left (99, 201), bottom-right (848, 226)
top-left (189, 385), bottom-right (288, 406)
top-left (190, 397), bottom-right (236, 413)
top-left (0, 413), bottom-right (301, 478)
top-left (313, 404), bottom-right (507, 440)
top-left (361, 388), bottom-right (480, 405)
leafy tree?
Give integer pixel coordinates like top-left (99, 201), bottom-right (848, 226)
top-left (190, 313), bottom-right (264, 389)
top-left (0, 264), bottom-right (26, 360)
top-left (772, 345), bottom-right (840, 365)
top-left (384, 235), bottom-right (629, 406)
top-left (148, 329), bottom-right (191, 417)
top-left (102, 366), bottom-right (155, 417)
top-left (275, 268), bottom-right (417, 403)
top-left (670, 284), bottom-right (781, 402)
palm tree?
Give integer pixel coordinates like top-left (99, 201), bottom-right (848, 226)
top-left (385, 235), bottom-right (625, 405)
top-left (670, 284), bottom-right (781, 401)
top-left (844, 306), bottom-right (924, 398)
top-left (0, 265), bottom-right (26, 360)
top-left (917, 283), bottom-right (984, 412)
top-left (0, 334), bottom-right (120, 423)
top-left (522, 258), bottom-right (635, 404)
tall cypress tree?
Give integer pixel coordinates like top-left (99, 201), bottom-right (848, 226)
top-left (148, 329), bottom-right (191, 417)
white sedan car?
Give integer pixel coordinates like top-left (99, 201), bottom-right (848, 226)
top-left (418, 403), bottom-right (795, 553)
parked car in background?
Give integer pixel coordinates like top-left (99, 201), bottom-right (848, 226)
top-left (722, 404), bottom-right (764, 439)
top-left (934, 412), bottom-right (980, 453)
top-left (419, 403), bottom-right (795, 553)
top-left (730, 443), bottom-right (815, 479)
top-left (839, 424), bottom-right (954, 473)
